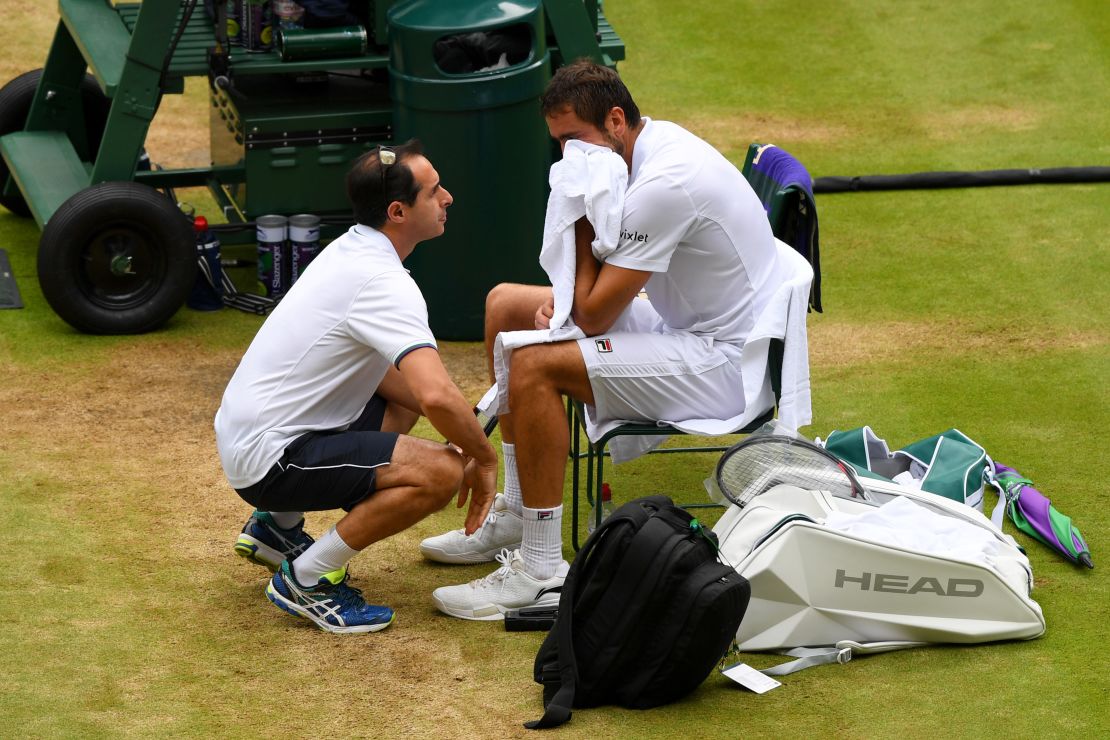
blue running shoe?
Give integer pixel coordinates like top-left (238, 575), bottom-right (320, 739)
top-left (266, 560), bottom-right (395, 634)
top-left (234, 511), bottom-right (314, 572)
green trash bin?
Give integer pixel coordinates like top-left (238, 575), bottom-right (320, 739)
top-left (388, 0), bottom-right (551, 340)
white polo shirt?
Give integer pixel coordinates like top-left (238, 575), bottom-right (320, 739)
top-left (606, 118), bottom-right (779, 365)
top-left (214, 225), bottom-right (437, 489)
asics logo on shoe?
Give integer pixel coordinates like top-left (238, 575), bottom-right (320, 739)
top-left (272, 530), bottom-right (310, 555)
top-left (268, 562), bottom-right (393, 633)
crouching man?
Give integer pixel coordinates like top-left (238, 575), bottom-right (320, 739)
top-left (215, 141), bottom-right (497, 633)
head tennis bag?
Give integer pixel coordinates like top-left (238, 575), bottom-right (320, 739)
top-left (526, 495), bottom-right (750, 729)
top-left (713, 480), bottom-right (1044, 675)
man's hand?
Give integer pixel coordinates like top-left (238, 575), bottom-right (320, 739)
top-left (535, 296), bottom-right (555, 329)
top-left (456, 455), bottom-right (498, 535)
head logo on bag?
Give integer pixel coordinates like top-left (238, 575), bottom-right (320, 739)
top-left (833, 569), bottom-right (984, 597)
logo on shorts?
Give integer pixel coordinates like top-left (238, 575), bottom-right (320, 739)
top-left (595, 338), bottom-right (613, 353)
top-left (537, 510), bottom-right (554, 520)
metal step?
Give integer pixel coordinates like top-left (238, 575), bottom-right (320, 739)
top-left (59, 0), bottom-right (132, 97)
top-left (0, 130), bottom-right (89, 227)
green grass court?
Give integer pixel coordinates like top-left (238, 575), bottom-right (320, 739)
top-left (0, 1), bottom-right (1107, 737)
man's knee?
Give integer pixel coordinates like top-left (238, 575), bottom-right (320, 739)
top-left (432, 446), bottom-right (465, 500)
top-left (509, 344), bottom-right (552, 383)
top-left (485, 283), bottom-right (550, 333)
top-left (387, 437), bottom-right (464, 506)
top-left (485, 283), bottom-right (512, 315)
top-left (510, 342), bottom-right (591, 400)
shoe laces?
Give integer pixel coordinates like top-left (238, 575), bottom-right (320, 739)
top-left (325, 578), bottom-right (366, 610)
top-left (472, 548), bottom-right (516, 588)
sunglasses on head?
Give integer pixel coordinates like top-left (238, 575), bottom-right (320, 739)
top-left (378, 145), bottom-right (396, 192)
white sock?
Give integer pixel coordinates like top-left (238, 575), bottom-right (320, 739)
top-left (291, 526), bottom-right (359, 587)
top-left (502, 443), bottom-right (523, 515)
top-left (520, 504), bottom-right (563, 580)
top-left (268, 511), bottom-right (304, 530)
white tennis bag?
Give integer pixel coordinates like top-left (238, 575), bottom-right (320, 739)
top-left (713, 477), bottom-right (1046, 674)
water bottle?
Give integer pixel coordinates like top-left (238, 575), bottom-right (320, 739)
top-left (187, 216), bottom-right (224, 311)
top-left (587, 482), bottom-right (614, 534)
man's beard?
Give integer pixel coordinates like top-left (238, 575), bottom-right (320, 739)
top-left (604, 130), bottom-right (624, 157)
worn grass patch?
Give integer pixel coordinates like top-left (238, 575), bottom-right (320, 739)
top-left (2, 0), bottom-right (1108, 737)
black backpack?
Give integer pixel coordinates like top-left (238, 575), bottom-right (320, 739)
top-left (525, 495), bottom-right (750, 729)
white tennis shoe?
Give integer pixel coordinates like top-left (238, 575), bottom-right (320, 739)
top-left (420, 493), bottom-right (523, 563)
top-left (432, 549), bottom-right (568, 621)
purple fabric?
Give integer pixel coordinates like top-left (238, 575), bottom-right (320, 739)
top-left (995, 462), bottom-right (1088, 555)
top-left (747, 145), bottom-right (822, 312)
top-left (751, 147), bottom-right (815, 210)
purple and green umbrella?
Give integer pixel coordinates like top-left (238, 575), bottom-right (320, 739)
top-left (991, 462), bottom-right (1093, 568)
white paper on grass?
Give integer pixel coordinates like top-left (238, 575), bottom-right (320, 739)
top-left (721, 663), bottom-right (782, 693)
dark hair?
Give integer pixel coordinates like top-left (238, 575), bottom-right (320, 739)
top-left (541, 59), bottom-right (641, 130)
top-left (346, 139), bottom-right (425, 228)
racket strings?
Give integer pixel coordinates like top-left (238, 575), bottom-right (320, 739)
top-left (717, 441), bottom-right (856, 506)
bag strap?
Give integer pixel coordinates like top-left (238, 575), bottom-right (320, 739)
top-left (760, 640), bottom-right (928, 676)
top-left (524, 497), bottom-right (666, 729)
top-left (195, 255), bottom-right (276, 316)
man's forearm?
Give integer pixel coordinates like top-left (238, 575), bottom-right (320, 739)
top-left (570, 218), bottom-right (651, 336)
top-left (573, 218), bottom-right (602, 304)
top-left (423, 390), bottom-right (497, 465)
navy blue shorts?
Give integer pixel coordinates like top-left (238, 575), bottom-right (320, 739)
top-left (235, 395), bottom-right (399, 513)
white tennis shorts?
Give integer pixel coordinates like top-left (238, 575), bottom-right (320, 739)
top-left (576, 299), bottom-right (745, 427)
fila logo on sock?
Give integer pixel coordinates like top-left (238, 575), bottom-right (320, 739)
top-left (537, 510), bottom-right (554, 520)
top-left (595, 338), bottom-right (613, 353)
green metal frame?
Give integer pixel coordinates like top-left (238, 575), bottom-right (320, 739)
top-left (0, 0), bottom-right (182, 228)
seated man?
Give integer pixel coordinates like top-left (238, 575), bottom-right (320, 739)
top-left (215, 141), bottom-right (497, 634)
top-left (422, 60), bottom-right (786, 620)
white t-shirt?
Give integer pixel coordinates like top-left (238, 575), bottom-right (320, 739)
top-left (214, 225), bottom-right (437, 488)
top-left (606, 119), bottom-right (779, 365)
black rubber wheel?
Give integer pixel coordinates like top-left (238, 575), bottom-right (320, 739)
top-left (0, 69), bottom-right (111, 217)
top-left (37, 182), bottom-right (196, 334)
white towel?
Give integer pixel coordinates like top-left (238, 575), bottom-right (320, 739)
top-left (486, 142), bottom-right (628, 415)
top-left (824, 497), bottom-right (1010, 568)
top-left (737, 240), bottom-right (813, 435)
top-left (540, 140), bottom-right (628, 331)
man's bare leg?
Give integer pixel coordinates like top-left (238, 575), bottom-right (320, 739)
top-left (505, 341), bottom-right (593, 578)
top-left (508, 342), bottom-right (594, 506)
top-left (426, 342), bottom-right (591, 618)
top-left (290, 436), bottom-right (464, 587)
top-left (335, 437), bottom-right (464, 549)
top-left (416, 284), bottom-right (554, 566)
top-left (483, 284), bottom-right (553, 526)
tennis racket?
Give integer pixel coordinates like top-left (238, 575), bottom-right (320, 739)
top-left (474, 406), bottom-right (499, 438)
top-left (714, 434), bottom-right (870, 509)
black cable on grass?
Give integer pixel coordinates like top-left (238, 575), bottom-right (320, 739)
top-left (812, 166), bottom-right (1110, 193)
